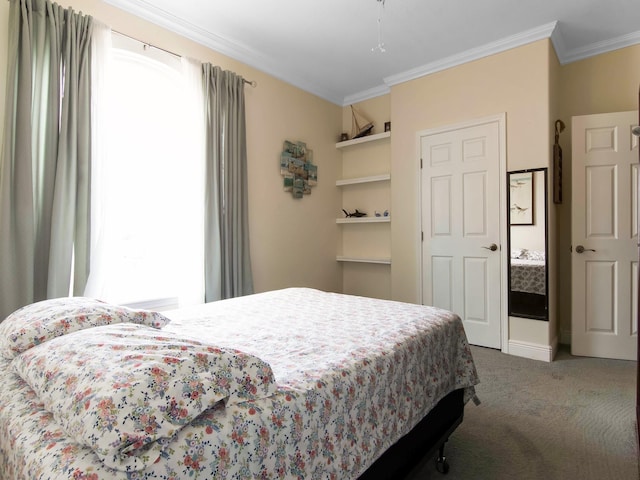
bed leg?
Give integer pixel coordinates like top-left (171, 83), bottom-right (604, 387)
top-left (435, 441), bottom-right (450, 474)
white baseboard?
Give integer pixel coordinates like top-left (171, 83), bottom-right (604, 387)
top-left (508, 337), bottom-right (558, 362)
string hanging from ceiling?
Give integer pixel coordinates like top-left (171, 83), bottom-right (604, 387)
top-left (372, 0), bottom-right (386, 53)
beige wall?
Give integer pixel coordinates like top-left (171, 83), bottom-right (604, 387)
top-left (0, 0), bottom-right (344, 296)
top-left (343, 40), bottom-right (640, 354)
top-left (556, 44), bottom-right (640, 343)
top-left (383, 40), bottom-right (640, 352)
top-left (3, 1), bottom-right (639, 352)
top-left (339, 96), bottom-right (392, 299)
top-left (388, 40), bottom-right (553, 350)
top-left (390, 40), bottom-right (551, 301)
top-left (547, 40), bottom-right (562, 347)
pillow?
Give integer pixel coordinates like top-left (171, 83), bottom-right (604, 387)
top-left (0, 297), bottom-right (170, 358)
top-left (511, 248), bottom-right (528, 259)
top-left (525, 250), bottom-right (545, 261)
top-left (12, 323), bottom-right (277, 472)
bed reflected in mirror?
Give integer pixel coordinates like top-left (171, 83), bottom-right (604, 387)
top-left (507, 168), bottom-right (548, 320)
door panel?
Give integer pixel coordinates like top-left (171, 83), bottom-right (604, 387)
top-left (586, 165), bottom-right (616, 237)
top-left (421, 117), bottom-right (504, 349)
top-left (431, 176), bottom-right (452, 235)
top-left (432, 256), bottom-right (453, 311)
top-left (572, 111), bottom-right (638, 360)
top-left (584, 261), bottom-right (615, 332)
top-left (463, 172), bottom-right (488, 236)
top-left (463, 257), bottom-right (488, 322)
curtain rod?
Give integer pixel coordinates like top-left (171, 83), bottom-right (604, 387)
top-left (112, 30), bottom-right (257, 87)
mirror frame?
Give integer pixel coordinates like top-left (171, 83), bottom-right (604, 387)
top-left (506, 168), bottom-right (549, 321)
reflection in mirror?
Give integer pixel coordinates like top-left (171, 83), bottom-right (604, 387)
top-left (507, 168), bottom-right (548, 320)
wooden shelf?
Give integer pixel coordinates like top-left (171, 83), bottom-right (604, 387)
top-left (337, 256), bottom-right (391, 265)
top-left (335, 126), bottom-right (391, 295)
top-left (336, 216), bottom-right (390, 224)
top-left (336, 174), bottom-right (390, 187)
top-left (335, 131), bottom-right (390, 149)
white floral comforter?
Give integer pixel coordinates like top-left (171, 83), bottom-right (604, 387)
top-left (0, 288), bottom-right (478, 480)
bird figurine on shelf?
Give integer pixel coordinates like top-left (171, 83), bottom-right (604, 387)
top-left (343, 209), bottom-right (367, 218)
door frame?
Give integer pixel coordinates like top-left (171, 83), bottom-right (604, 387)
top-left (417, 113), bottom-right (509, 353)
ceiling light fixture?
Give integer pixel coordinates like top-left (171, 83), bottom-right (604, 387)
top-left (371, 0), bottom-right (386, 53)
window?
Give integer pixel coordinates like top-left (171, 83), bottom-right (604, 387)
top-left (85, 34), bottom-right (204, 309)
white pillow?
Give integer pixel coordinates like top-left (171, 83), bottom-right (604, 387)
top-left (12, 323), bottom-right (277, 471)
top-left (0, 297), bottom-right (170, 358)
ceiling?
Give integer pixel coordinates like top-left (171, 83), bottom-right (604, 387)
top-left (103, 0), bottom-right (640, 106)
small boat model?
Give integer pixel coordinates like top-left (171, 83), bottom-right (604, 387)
top-left (351, 106), bottom-right (374, 139)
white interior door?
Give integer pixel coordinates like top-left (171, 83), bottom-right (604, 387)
top-left (420, 115), bottom-right (506, 349)
top-left (572, 111), bottom-right (639, 360)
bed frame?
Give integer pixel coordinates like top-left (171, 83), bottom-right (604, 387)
top-left (359, 388), bottom-right (465, 479)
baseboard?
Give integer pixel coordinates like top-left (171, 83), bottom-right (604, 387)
top-left (508, 337), bottom-right (558, 362)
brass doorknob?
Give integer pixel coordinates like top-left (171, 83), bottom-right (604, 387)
top-left (483, 243), bottom-right (498, 252)
top-left (575, 245), bottom-right (596, 254)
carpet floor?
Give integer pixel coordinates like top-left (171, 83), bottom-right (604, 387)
top-left (405, 345), bottom-right (639, 480)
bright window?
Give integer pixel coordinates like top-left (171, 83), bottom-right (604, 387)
top-left (85, 34), bottom-right (204, 309)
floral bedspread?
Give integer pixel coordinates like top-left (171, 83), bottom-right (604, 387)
top-left (0, 288), bottom-right (478, 480)
top-left (11, 323), bottom-right (277, 472)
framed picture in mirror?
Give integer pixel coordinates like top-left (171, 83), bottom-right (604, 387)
top-left (509, 172), bottom-right (534, 225)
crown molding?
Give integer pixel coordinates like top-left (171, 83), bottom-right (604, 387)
top-left (98, 3), bottom-right (640, 107)
top-left (343, 84), bottom-right (391, 106)
top-left (102, 0), bottom-right (249, 59)
top-left (549, 23), bottom-right (568, 63)
top-left (101, 0), bottom-right (345, 105)
top-left (342, 22), bottom-right (559, 105)
top-left (346, 21), bottom-right (640, 104)
top-left (382, 22), bottom-right (558, 89)
top-left (556, 29), bottom-right (640, 65)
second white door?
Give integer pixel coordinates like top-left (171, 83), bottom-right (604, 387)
top-left (572, 111), bottom-right (638, 361)
top-left (420, 115), bottom-right (505, 349)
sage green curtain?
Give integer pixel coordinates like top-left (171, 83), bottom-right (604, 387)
top-left (0, 0), bottom-right (93, 320)
top-left (203, 65), bottom-right (253, 301)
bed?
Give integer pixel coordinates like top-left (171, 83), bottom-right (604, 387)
top-left (0, 287), bottom-right (478, 479)
top-left (510, 258), bottom-right (546, 296)
top-left (509, 249), bottom-right (547, 318)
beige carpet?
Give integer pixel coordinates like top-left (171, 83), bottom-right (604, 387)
top-left (406, 345), bottom-right (639, 480)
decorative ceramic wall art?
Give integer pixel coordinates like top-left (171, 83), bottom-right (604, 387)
top-left (280, 140), bottom-right (317, 199)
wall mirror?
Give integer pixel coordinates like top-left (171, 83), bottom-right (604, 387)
top-left (507, 168), bottom-right (548, 320)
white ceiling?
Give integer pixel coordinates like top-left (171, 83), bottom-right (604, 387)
top-left (103, 0), bottom-right (640, 106)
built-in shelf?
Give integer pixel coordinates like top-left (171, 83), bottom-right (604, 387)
top-left (336, 256), bottom-right (391, 265)
top-left (336, 216), bottom-right (391, 224)
top-left (335, 126), bottom-right (391, 295)
top-left (336, 174), bottom-right (390, 187)
top-left (335, 131), bottom-right (391, 149)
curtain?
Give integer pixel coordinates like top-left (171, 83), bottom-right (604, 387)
top-left (82, 19), bottom-right (110, 302)
top-left (203, 65), bottom-right (253, 301)
top-left (0, 0), bottom-right (93, 320)
top-left (177, 56), bottom-right (207, 306)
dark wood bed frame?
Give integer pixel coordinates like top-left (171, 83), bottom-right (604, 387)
top-left (359, 388), bottom-right (465, 479)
